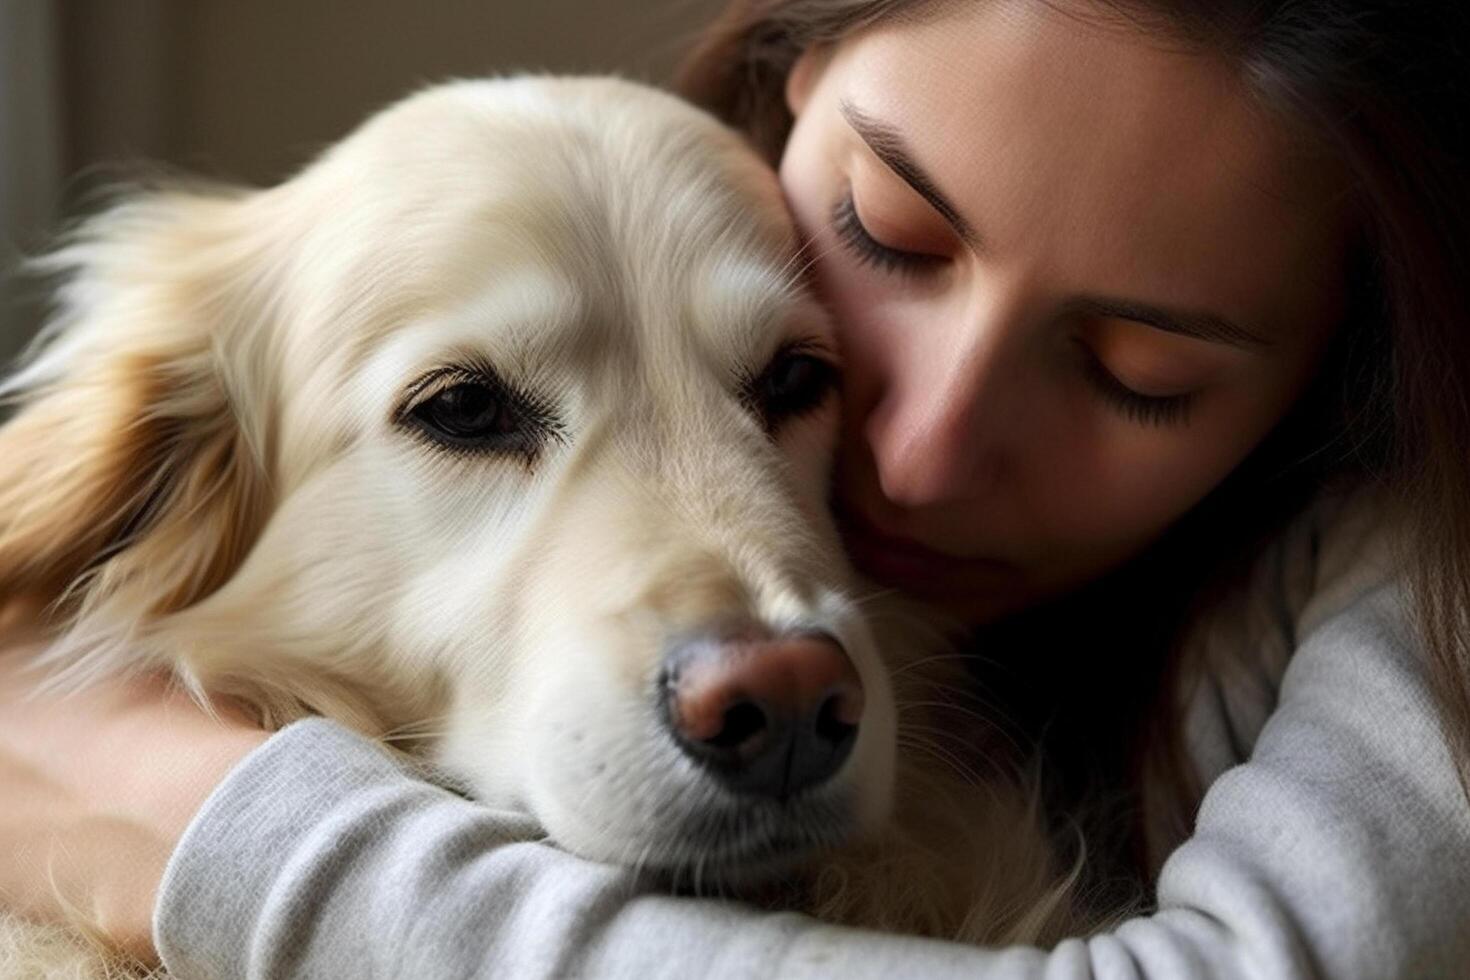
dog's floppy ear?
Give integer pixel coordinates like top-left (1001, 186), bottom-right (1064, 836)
top-left (0, 184), bottom-right (277, 658)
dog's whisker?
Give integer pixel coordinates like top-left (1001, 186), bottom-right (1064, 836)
top-left (887, 651), bottom-right (983, 677)
top-left (773, 232), bottom-right (843, 295)
top-left (893, 697), bottom-right (1000, 723)
top-left (897, 709), bottom-right (1027, 762)
top-left (898, 749), bottom-right (989, 793)
top-left (895, 723), bottom-right (1016, 769)
top-left (894, 690), bottom-right (1020, 722)
top-left (376, 716), bottom-right (459, 743)
top-left (895, 736), bottom-right (991, 788)
top-left (771, 236), bottom-right (820, 289)
top-left (845, 587), bottom-right (904, 610)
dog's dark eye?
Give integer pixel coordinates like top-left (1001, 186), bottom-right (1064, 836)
top-left (401, 374), bottom-right (555, 457)
top-left (749, 347), bottom-right (838, 430)
top-left (416, 383), bottom-right (516, 438)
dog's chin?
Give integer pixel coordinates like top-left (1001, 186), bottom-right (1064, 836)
top-left (549, 785), bottom-right (864, 888)
top-left (658, 788), bottom-right (861, 885)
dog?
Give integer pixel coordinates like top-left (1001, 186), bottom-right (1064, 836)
top-left (0, 77), bottom-right (1080, 976)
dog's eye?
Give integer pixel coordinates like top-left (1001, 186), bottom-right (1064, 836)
top-left (750, 347), bottom-right (838, 430)
top-left (416, 383), bottom-right (516, 437)
top-left (401, 376), bottom-right (552, 457)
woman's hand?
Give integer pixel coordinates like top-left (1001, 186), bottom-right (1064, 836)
top-left (0, 646), bottom-right (268, 962)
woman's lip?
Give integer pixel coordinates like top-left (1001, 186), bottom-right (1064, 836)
top-left (833, 500), bottom-right (1013, 585)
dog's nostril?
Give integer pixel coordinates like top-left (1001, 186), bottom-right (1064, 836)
top-left (705, 700), bottom-right (770, 752)
top-left (814, 693), bottom-right (857, 745)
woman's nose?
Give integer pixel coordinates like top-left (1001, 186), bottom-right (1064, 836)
top-left (861, 345), bottom-right (1016, 510)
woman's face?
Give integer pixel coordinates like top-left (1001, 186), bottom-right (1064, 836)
top-left (778, 0), bottom-right (1351, 624)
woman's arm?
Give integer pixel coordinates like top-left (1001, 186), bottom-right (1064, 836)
top-left (152, 716), bottom-right (1048, 979)
top-left (0, 657), bottom-right (266, 963)
top-left (5, 543), bottom-right (1466, 978)
top-left (146, 576), bottom-right (1469, 979)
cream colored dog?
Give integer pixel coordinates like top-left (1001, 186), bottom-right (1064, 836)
top-left (0, 77), bottom-right (1077, 975)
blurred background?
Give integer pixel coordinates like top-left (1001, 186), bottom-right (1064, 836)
top-left (0, 0), bottom-right (721, 371)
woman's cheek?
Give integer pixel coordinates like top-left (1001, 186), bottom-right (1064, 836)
top-left (1031, 418), bottom-right (1210, 570)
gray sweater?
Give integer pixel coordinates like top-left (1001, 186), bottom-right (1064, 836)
top-left (152, 495), bottom-right (1470, 979)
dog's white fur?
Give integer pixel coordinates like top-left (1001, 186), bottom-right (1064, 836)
top-left (0, 78), bottom-right (1080, 976)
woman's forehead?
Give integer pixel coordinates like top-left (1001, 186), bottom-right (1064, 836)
top-left (828, 0), bottom-right (1352, 345)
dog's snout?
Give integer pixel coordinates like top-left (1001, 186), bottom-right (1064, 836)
top-left (661, 633), bottom-right (864, 799)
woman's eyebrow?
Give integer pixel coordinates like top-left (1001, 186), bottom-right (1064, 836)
top-left (1064, 297), bottom-right (1274, 350)
top-left (839, 99), bottom-right (1271, 352)
top-left (839, 99), bottom-right (984, 251)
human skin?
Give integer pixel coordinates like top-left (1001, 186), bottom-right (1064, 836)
top-left (0, 0), bottom-right (1355, 961)
top-left (783, 0), bottom-right (1353, 623)
top-left (0, 651), bottom-right (266, 960)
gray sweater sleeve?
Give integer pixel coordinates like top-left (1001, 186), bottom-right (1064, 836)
top-left (153, 583), bottom-right (1470, 979)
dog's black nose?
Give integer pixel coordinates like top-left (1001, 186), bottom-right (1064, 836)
top-left (660, 632), bottom-right (863, 799)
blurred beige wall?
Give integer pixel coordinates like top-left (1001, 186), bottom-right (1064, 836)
top-left (2, 0), bottom-right (721, 368)
top-left (62, 0), bottom-right (721, 184)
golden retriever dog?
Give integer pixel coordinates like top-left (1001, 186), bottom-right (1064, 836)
top-left (0, 77), bottom-right (1079, 976)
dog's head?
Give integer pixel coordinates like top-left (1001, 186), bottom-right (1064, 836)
top-left (0, 78), bottom-right (897, 878)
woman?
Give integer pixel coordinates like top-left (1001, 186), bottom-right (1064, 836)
top-left (3, 0), bottom-right (1467, 975)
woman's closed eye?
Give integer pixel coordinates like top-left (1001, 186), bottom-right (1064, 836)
top-left (1078, 345), bottom-right (1195, 428)
top-left (829, 176), bottom-right (1202, 429)
top-left (831, 191), bottom-right (946, 276)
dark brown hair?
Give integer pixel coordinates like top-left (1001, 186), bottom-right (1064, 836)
top-left (677, 0), bottom-right (1470, 895)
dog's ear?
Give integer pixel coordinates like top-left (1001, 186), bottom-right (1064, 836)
top-left (0, 185), bottom-right (277, 648)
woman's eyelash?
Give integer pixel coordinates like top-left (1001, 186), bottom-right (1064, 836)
top-left (1079, 350), bottom-right (1194, 428)
top-left (830, 193), bottom-right (943, 276)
